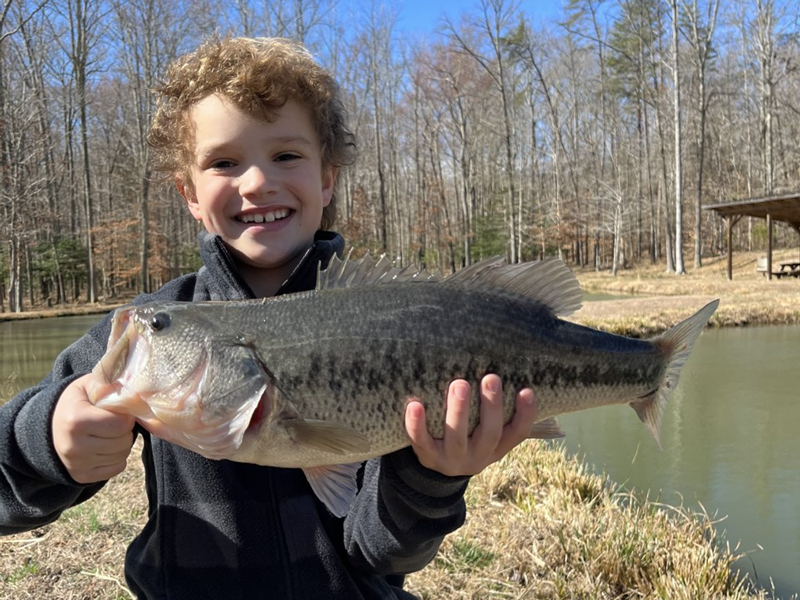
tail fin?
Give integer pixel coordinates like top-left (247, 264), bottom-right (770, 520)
top-left (630, 299), bottom-right (720, 448)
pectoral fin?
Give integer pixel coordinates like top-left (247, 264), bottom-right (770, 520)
top-left (303, 463), bottom-right (363, 517)
top-left (285, 419), bottom-right (371, 455)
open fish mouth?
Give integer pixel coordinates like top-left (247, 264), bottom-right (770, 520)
top-left (88, 306), bottom-right (267, 459)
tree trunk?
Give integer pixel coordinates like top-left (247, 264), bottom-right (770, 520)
top-left (671, 0), bottom-right (685, 274)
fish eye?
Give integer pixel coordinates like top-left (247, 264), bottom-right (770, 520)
top-left (150, 312), bottom-right (171, 332)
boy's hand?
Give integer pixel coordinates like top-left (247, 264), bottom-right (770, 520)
top-left (405, 374), bottom-right (538, 477)
top-left (52, 374), bottom-right (136, 484)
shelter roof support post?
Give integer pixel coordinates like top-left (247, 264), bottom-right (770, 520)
top-left (726, 215), bottom-right (742, 280)
top-left (767, 213), bottom-right (773, 281)
top-left (794, 224), bottom-right (800, 261)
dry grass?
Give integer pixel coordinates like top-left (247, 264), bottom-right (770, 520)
top-left (2, 441), bottom-right (784, 600)
top-left (1, 252), bottom-right (797, 598)
top-left (0, 442), bottom-right (147, 599)
top-left (406, 443), bottom-right (787, 600)
top-left (572, 250), bottom-right (800, 336)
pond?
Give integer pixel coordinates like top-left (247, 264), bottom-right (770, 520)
top-left (558, 325), bottom-right (800, 598)
top-left (1, 315), bottom-right (798, 597)
top-left (0, 314), bottom-right (104, 395)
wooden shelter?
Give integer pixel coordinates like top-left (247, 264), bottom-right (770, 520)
top-left (703, 193), bottom-right (800, 280)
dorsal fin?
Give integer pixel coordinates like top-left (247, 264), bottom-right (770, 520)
top-left (446, 257), bottom-right (583, 317)
top-left (318, 253), bottom-right (582, 318)
top-left (317, 251), bottom-right (441, 290)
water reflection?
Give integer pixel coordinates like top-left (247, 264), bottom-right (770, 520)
top-left (0, 315), bottom-right (102, 398)
top-left (558, 326), bottom-right (800, 598)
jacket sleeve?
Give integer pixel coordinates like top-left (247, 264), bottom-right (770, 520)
top-left (0, 316), bottom-right (113, 535)
top-left (342, 447), bottom-right (469, 575)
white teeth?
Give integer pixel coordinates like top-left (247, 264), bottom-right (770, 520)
top-left (239, 209), bottom-right (290, 224)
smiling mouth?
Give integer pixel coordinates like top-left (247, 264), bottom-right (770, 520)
top-left (237, 209), bottom-right (292, 224)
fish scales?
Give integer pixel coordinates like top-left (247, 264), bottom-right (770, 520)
top-left (90, 255), bottom-right (718, 517)
top-left (115, 283), bottom-right (666, 459)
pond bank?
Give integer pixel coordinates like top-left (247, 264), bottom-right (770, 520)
top-left (0, 303), bottom-right (126, 322)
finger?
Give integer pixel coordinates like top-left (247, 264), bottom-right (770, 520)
top-left (469, 374), bottom-right (505, 456)
top-left (443, 380), bottom-right (471, 458)
top-left (405, 399), bottom-right (438, 460)
top-left (57, 384), bottom-right (137, 439)
top-left (81, 448), bottom-right (132, 470)
top-left (74, 460), bottom-right (129, 485)
top-left (93, 431), bottom-right (135, 455)
top-left (57, 432), bottom-right (133, 463)
top-left (493, 388), bottom-right (538, 458)
top-left (82, 407), bottom-right (137, 438)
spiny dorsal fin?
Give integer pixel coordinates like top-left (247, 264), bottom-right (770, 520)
top-left (318, 253), bottom-right (582, 317)
top-left (317, 250), bottom-right (441, 290)
top-left (447, 257), bottom-right (583, 317)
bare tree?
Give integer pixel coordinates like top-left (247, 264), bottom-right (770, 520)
top-left (0, 0), bottom-right (49, 311)
top-left (670, 0), bottom-right (685, 274)
top-left (681, 0), bottom-right (720, 268)
top-left (265, 0), bottom-right (336, 48)
top-left (446, 0), bottom-right (522, 263)
top-left (749, 0), bottom-right (793, 195)
top-left (55, 0), bottom-right (108, 303)
top-left (111, 0), bottom-right (185, 294)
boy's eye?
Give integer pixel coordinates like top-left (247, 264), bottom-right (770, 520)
top-left (210, 159), bottom-right (236, 169)
top-left (276, 153), bottom-right (301, 162)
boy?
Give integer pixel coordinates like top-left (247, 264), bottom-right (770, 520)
top-left (0, 37), bottom-right (538, 599)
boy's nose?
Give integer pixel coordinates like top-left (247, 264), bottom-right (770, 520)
top-left (239, 164), bottom-right (278, 196)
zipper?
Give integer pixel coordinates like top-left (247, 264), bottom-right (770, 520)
top-left (267, 467), bottom-right (294, 598)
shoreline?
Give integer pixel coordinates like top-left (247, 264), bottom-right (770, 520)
top-left (0, 303), bottom-right (126, 322)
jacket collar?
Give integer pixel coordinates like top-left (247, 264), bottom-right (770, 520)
top-left (197, 231), bottom-right (345, 300)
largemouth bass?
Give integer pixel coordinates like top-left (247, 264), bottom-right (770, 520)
top-left (89, 255), bottom-right (718, 516)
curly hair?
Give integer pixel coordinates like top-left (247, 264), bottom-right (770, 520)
top-left (148, 36), bottom-right (356, 230)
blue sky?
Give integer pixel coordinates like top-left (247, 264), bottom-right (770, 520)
top-left (395, 0), bottom-right (566, 33)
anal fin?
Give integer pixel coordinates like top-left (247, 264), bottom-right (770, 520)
top-left (630, 391), bottom-right (662, 450)
top-left (528, 417), bottom-right (566, 439)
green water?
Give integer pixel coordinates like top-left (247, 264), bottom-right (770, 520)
top-left (0, 314), bottom-right (103, 396)
top-left (0, 316), bottom-right (798, 597)
top-left (558, 325), bottom-right (800, 598)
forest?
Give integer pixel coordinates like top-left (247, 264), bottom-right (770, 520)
top-left (2, 0), bottom-right (800, 312)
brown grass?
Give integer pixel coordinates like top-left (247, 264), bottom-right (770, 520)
top-left (3, 442), bottom-right (784, 600)
top-left (572, 250), bottom-right (800, 336)
top-left (0, 441), bottom-right (147, 599)
top-left (406, 443), bottom-right (786, 600)
top-left (1, 252), bottom-right (797, 599)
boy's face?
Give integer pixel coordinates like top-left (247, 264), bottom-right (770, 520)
top-left (179, 94), bottom-right (336, 277)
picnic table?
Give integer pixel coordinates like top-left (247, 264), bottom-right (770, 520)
top-left (756, 257), bottom-right (800, 278)
top-left (778, 260), bottom-right (800, 276)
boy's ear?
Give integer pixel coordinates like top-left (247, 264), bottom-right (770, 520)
top-left (176, 180), bottom-right (202, 221)
top-left (321, 167), bottom-right (339, 207)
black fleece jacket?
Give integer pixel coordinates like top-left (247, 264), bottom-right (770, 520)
top-left (0, 231), bottom-right (470, 599)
